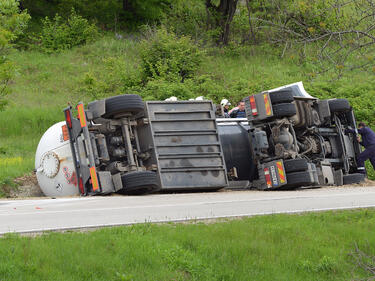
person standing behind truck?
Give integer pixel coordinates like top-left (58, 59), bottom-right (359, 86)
top-left (230, 101), bottom-right (246, 118)
top-left (346, 122), bottom-right (375, 174)
top-left (220, 99), bottom-right (231, 118)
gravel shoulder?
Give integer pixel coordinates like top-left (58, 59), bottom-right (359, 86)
top-left (3, 173), bottom-right (375, 200)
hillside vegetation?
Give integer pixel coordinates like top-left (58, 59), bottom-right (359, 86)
top-left (0, 0), bottom-right (375, 192)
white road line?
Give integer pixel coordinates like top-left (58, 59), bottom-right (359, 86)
top-left (3, 204), bottom-right (375, 235)
top-left (2, 192), bottom-right (375, 216)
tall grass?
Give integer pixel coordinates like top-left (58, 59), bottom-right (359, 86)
top-left (0, 107), bottom-right (63, 189)
top-left (1, 209), bottom-right (375, 280)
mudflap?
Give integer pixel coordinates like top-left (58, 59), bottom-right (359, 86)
top-left (256, 160), bottom-right (288, 190)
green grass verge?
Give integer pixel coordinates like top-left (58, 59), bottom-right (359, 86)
top-left (1, 209), bottom-right (375, 280)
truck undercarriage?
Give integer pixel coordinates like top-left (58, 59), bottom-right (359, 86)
top-left (35, 82), bottom-right (365, 197)
top-left (244, 83), bottom-right (364, 189)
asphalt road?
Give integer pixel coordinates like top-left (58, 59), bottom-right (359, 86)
top-left (1, 186), bottom-right (375, 235)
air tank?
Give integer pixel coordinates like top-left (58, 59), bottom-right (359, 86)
top-left (216, 119), bottom-right (256, 181)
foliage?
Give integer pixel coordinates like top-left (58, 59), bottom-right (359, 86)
top-left (307, 80), bottom-right (375, 128)
top-left (161, 0), bottom-right (211, 43)
top-left (139, 27), bottom-right (205, 82)
top-left (38, 9), bottom-right (98, 53)
top-left (247, 0), bottom-right (342, 41)
top-left (56, 0), bottom-right (121, 29)
top-left (121, 0), bottom-right (172, 27)
top-left (0, 0), bottom-right (30, 111)
top-left (0, 0), bottom-right (31, 48)
top-left (245, 0), bottom-right (375, 75)
top-left (21, 0), bottom-right (172, 29)
top-left (0, 59), bottom-right (14, 110)
top-left (133, 76), bottom-right (229, 101)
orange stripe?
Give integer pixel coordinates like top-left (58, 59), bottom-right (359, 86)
top-left (276, 161), bottom-right (286, 183)
top-left (89, 167), bottom-right (99, 192)
top-left (263, 94), bottom-right (272, 116)
top-left (62, 125), bottom-right (69, 141)
top-left (77, 104), bottom-right (87, 128)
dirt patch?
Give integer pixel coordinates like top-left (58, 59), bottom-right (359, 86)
top-left (341, 178), bottom-right (375, 188)
top-left (8, 173), bottom-right (44, 198)
top-left (354, 178), bottom-right (375, 187)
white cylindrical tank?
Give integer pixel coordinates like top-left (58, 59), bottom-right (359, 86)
top-left (35, 121), bottom-right (80, 197)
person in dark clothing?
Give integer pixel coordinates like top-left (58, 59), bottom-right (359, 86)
top-left (346, 122), bottom-right (375, 173)
top-left (230, 101), bottom-right (246, 118)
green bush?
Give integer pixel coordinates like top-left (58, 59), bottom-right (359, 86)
top-left (139, 27), bottom-right (205, 82)
top-left (22, 0), bottom-right (171, 30)
top-left (308, 81), bottom-right (375, 128)
top-left (0, 60), bottom-right (14, 111)
top-left (57, 0), bottom-right (121, 29)
top-left (39, 9), bottom-right (98, 53)
top-left (247, 0), bottom-right (343, 43)
top-left (161, 0), bottom-right (210, 42)
top-left (0, 0), bottom-right (30, 110)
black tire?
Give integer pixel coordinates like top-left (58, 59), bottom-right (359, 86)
top-left (342, 173), bottom-right (365, 185)
top-left (272, 103), bottom-right (297, 118)
top-left (286, 171), bottom-right (314, 187)
top-left (328, 99), bottom-right (351, 113)
top-left (284, 158), bottom-right (309, 173)
top-left (103, 94), bottom-right (144, 118)
top-left (269, 90), bottom-right (294, 105)
top-left (120, 171), bottom-right (159, 195)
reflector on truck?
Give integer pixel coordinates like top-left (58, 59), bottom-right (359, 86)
top-left (264, 167), bottom-right (272, 188)
top-left (64, 109), bottom-right (72, 128)
top-left (62, 125), bottom-right (69, 141)
top-left (249, 95), bottom-right (258, 116)
top-left (245, 92), bottom-right (274, 121)
top-left (263, 94), bottom-right (272, 116)
top-left (260, 160), bottom-right (287, 189)
top-left (89, 166), bottom-right (100, 192)
top-left (276, 161), bottom-right (286, 183)
top-left (77, 103), bottom-right (87, 128)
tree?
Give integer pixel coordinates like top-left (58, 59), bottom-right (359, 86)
top-left (0, 0), bottom-right (30, 110)
top-left (205, 0), bottom-right (239, 45)
top-left (247, 0), bottom-right (375, 76)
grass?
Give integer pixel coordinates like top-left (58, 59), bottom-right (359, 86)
top-left (1, 34), bottom-right (375, 194)
top-left (1, 209), bottom-right (375, 280)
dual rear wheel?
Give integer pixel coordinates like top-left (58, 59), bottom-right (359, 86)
top-left (103, 94), bottom-right (160, 194)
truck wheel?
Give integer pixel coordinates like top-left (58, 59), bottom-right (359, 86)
top-left (328, 99), bottom-right (351, 113)
top-left (284, 158), bottom-right (309, 173)
top-left (269, 90), bottom-right (294, 104)
top-left (272, 103), bottom-right (297, 118)
top-left (286, 171), bottom-right (314, 187)
top-left (103, 94), bottom-right (144, 118)
top-left (120, 171), bottom-right (159, 195)
top-left (342, 173), bottom-right (365, 185)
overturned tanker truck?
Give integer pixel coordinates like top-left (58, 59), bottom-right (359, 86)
top-left (35, 82), bottom-right (365, 197)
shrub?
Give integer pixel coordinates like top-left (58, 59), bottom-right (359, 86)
top-left (247, 0), bottom-right (343, 43)
top-left (57, 0), bottom-right (121, 29)
top-left (0, 0), bottom-right (30, 110)
top-left (0, 60), bottom-right (14, 111)
top-left (139, 27), bottom-right (205, 82)
top-left (39, 9), bottom-right (98, 53)
top-left (161, 0), bottom-right (209, 42)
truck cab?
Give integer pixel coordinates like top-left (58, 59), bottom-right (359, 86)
top-left (243, 82), bottom-right (364, 189)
